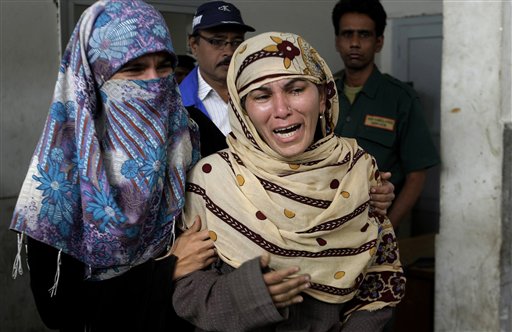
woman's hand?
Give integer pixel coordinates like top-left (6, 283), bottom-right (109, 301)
top-left (370, 172), bottom-right (395, 216)
top-left (260, 254), bottom-right (310, 308)
top-left (171, 216), bottom-right (217, 280)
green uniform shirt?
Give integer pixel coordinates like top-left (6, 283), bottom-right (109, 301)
top-left (334, 67), bottom-right (440, 194)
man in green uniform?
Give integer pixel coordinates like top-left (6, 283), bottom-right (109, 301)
top-left (331, 0), bottom-right (440, 229)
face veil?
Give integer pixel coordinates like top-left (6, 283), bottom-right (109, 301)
top-left (10, 0), bottom-right (200, 280)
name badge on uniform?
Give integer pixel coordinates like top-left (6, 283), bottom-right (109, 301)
top-left (364, 115), bottom-right (395, 131)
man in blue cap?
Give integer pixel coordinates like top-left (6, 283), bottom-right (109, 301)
top-left (179, 1), bottom-right (255, 156)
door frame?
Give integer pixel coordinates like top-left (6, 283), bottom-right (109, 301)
top-left (392, 15), bottom-right (443, 80)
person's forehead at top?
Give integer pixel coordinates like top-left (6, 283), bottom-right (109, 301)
top-left (338, 16), bottom-right (377, 39)
top-left (191, 1), bottom-right (255, 36)
top-left (86, 0), bottom-right (176, 87)
top-left (197, 25), bottom-right (247, 37)
top-left (339, 12), bottom-right (376, 29)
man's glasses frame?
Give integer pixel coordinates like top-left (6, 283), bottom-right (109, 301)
top-left (195, 34), bottom-right (244, 50)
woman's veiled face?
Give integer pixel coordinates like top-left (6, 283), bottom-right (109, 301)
top-left (110, 51), bottom-right (174, 80)
top-left (244, 77), bottom-right (326, 158)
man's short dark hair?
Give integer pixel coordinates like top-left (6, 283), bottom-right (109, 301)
top-left (177, 55), bottom-right (196, 71)
top-left (331, 0), bottom-right (387, 37)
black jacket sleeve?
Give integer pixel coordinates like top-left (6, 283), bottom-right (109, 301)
top-left (27, 236), bottom-right (87, 330)
top-left (26, 237), bottom-right (194, 332)
top-left (187, 106), bottom-right (228, 157)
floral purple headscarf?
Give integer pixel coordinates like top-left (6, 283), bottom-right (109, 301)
top-left (11, 0), bottom-right (200, 280)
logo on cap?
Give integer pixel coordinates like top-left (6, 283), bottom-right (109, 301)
top-left (218, 5), bottom-right (231, 12)
top-left (192, 15), bottom-right (202, 28)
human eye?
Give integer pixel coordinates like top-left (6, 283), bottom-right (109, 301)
top-left (232, 39), bottom-right (244, 47)
top-left (340, 31), bottom-right (352, 39)
top-left (117, 63), bottom-right (145, 76)
top-left (291, 87), bottom-right (304, 96)
top-left (359, 31), bottom-right (372, 38)
top-left (157, 59), bottom-right (174, 73)
top-left (210, 38), bottom-right (226, 47)
top-left (288, 82), bottom-right (306, 95)
top-left (248, 90), bottom-right (270, 102)
top-left (254, 93), bottom-right (270, 101)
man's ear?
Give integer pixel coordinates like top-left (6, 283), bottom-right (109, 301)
top-left (334, 36), bottom-right (342, 53)
top-left (375, 35), bottom-right (384, 53)
top-left (188, 35), bottom-right (198, 56)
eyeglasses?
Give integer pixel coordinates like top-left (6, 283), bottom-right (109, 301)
top-left (196, 34), bottom-right (244, 50)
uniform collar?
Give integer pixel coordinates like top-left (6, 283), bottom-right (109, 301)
top-left (341, 66), bottom-right (382, 99)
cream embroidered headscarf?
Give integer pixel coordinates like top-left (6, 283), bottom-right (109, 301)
top-left (183, 32), bottom-right (404, 310)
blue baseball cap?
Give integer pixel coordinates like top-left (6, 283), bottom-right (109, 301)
top-left (192, 1), bottom-right (255, 34)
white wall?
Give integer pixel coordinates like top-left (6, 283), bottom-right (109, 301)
top-left (1, 0), bottom-right (60, 197)
top-left (437, 1), bottom-right (506, 330)
top-left (0, 2), bottom-right (59, 330)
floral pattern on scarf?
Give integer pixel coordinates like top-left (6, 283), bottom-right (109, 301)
top-left (10, 0), bottom-right (200, 280)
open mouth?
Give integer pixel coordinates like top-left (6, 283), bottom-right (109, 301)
top-left (273, 124), bottom-right (301, 138)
